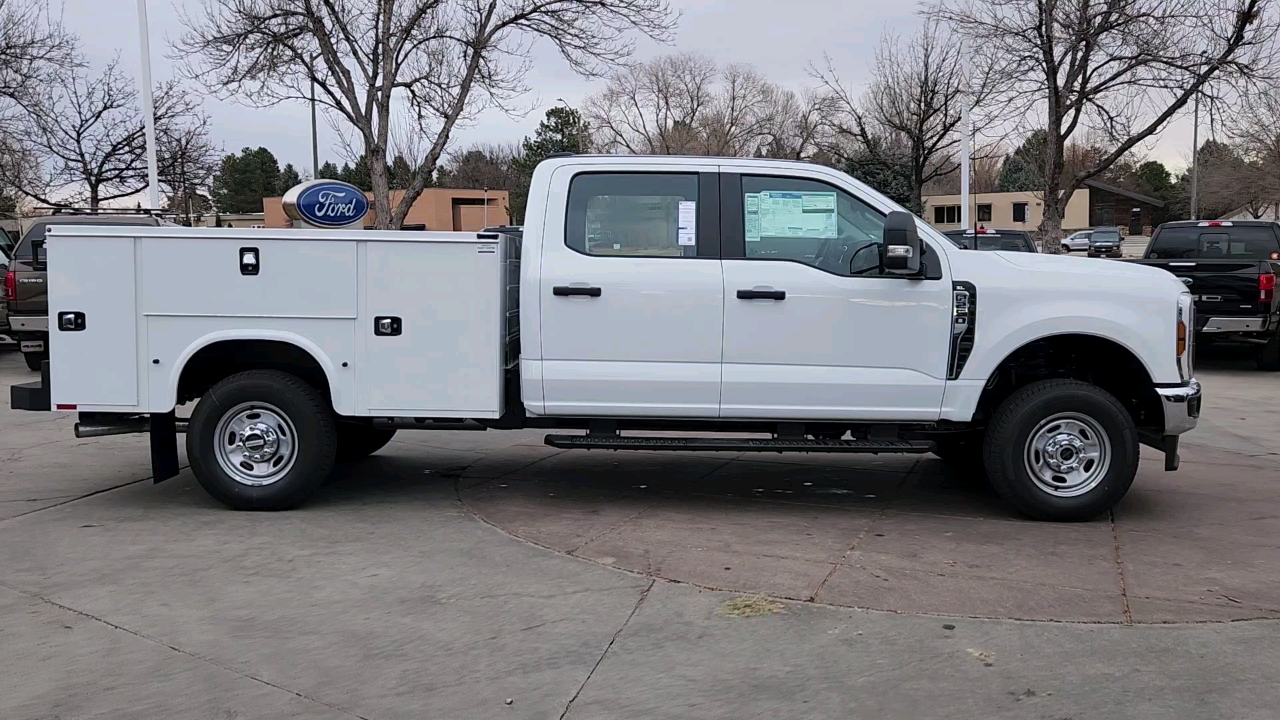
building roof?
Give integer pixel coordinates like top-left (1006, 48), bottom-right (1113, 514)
top-left (1081, 179), bottom-right (1165, 208)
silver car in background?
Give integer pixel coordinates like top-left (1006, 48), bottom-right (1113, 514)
top-left (1062, 230), bottom-right (1092, 253)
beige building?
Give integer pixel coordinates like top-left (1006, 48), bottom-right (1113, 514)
top-left (263, 187), bottom-right (509, 231)
top-left (924, 180), bottom-right (1166, 236)
top-left (924, 190), bottom-right (1090, 233)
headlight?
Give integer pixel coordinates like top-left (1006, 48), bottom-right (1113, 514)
top-left (1177, 292), bottom-right (1194, 381)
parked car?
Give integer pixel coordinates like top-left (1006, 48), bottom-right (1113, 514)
top-left (10, 156), bottom-right (1199, 522)
top-left (1126, 219), bottom-right (1280, 370)
top-left (1062, 230), bottom-right (1093, 253)
top-left (5, 210), bottom-right (174, 370)
top-left (1087, 227), bottom-right (1125, 258)
top-left (943, 228), bottom-right (1038, 253)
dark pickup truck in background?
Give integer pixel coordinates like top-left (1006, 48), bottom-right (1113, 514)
top-left (4, 211), bottom-right (172, 370)
top-left (1128, 220), bottom-right (1280, 370)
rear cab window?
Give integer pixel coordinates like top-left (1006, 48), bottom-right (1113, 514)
top-left (1148, 225), bottom-right (1280, 260)
top-left (566, 173), bottom-right (701, 258)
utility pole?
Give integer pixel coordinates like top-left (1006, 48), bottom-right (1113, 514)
top-left (136, 0), bottom-right (160, 209)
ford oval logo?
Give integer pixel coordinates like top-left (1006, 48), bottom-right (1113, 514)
top-left (282, 180), bottom-right (369, 228)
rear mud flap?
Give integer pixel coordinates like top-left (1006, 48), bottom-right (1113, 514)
top-left (150, 411), bottom-right (180, 483)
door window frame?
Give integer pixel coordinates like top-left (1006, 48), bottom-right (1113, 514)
top-left (563, 171), bottom-right (721, 260)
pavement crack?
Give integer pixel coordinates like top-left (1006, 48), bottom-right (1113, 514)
top-left (0, 581), bottom-right (373, 720)
top-left (1110, 510), bottom-right (1133, 625)
top-left (0, 466), bottom-right (188, 524)
top-left (559, 579), bottom-right (654, 720)
top-left (807, 458), bottom-right (916, 602)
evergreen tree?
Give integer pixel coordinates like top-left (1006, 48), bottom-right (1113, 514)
top-left (509, 106), bottom-right (591, 223)
top-left (997, 130), bottom-right (1048, 192)
top-left (210, 147), bottom-right (283, 212)
top-left (277, 163), bottom-right (303, 191)
top-left (339, 157), bottom-right (373, 191)
top-left (317, 161), bottom-right (341, 180)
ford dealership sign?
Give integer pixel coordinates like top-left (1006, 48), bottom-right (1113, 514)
top-left (282, 180), bottom-right (369, 229)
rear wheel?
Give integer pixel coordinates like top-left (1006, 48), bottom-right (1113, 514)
top-left (336, 424), bottom-right (397, 462)
top-left (1257, 329), bottom-right (1280, 371)
top-left (187, 370), bottom-right (336, 510)
top-left (23, 351), bottom-right (46, 371)
top-left (983, 379), bottom-right (1138, 521)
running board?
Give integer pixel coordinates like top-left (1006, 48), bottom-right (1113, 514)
top-left (544, 434), bottom-right (933, 453)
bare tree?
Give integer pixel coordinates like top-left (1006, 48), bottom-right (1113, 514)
top-left (814, 21), bottom-right (975, 214)
top-left (932, 0), bottom-right (1280, 250)
top-left (0, 0), bottom-right (77, 105)
top-left (8, 60), bottom-right (210, 207)
top-left (586, 53), bottom-right (830, 159)
top-left (1226, 87), bottom-right (1280, 217)
top-left (160, 110), bottom-right (221, 222)
top-left (176, 0), bottom-right (674, 230)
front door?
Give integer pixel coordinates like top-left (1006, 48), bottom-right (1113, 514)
top-left (538, 167), bottom-right (724, 417)
top-left (718, 171), bottom-right (952, 421)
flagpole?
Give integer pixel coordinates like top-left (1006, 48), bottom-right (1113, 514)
top-left (137, 0), bottom-right (160, 209)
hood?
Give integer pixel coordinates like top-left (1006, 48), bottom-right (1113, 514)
top-left (955, 250), bottom-right (1188, 295)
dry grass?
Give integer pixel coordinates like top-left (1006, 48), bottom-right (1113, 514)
top-left (719, 594), bottom-right (787, 618)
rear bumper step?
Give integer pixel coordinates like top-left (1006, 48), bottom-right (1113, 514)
top-left (544, 434), bottom-right (933, 453)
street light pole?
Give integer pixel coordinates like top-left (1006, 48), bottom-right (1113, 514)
top-left (310, 76), bottom-right (319, 178)
top-left (136, 0), bottom-right (160, 209)
top-left (959, 44), bottom-right (972, 232)
top-left (1190, 89), bottom-right (1201, 221)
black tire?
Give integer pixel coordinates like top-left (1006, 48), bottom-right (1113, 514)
top-left (983, 379), bottom-right (1138, 522)
top-left (1060, 244), bottom-right (1071, 254)
top-left (187, 370), bottom-right (336, 510)
top-left (336, 424), bottom-right (397, 462)
top-left (23, 351), bottom-right (46, 371)
top-left (1256, 330), bottom-right (1280, 371)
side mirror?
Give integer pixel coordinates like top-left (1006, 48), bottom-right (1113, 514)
top-left (880, 211), bottom-right (922, 276)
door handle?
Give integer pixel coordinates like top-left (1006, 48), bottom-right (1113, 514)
top-left (553, 286), bottom-right (602, 297)
top-left (736, 288), bottom-right (785, 300)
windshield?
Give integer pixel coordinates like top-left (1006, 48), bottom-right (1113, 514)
top-left (1147, 226), bottom-right (1280, 260)
top-left (1091, 230), bottom-right (1121, 242)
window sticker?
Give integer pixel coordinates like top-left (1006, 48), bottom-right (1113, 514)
top-left (744, 191), bottom-right (837, 240)
top-left (678, 200), bottom-right (697, 246)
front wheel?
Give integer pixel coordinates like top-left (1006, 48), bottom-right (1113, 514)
top-left (1060, 244), bottom-right (1071, 254)
top-left (983, 380), bottom-right (1138, 521)
top-left (187, 370), bottom-right (337, 510)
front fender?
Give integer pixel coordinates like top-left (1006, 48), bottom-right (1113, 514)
top-left (962, 297), bottom-right (1178, 386)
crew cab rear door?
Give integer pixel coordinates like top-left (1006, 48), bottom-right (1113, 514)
top-left (538, 162), bottom-right (724, 417)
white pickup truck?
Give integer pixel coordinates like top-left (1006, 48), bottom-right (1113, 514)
top-left (9, 155), bottom-right (1201, 521)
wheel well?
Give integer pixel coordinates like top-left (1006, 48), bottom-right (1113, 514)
top-left (975, 334), bottom-right (1162, 431)
top-left (177, 340), bottom-right (331, 405)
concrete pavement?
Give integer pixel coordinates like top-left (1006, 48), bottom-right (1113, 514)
top-left (2, 349), bottom-right (1279, 719)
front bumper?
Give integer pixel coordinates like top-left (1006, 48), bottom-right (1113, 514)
top-left (1141, 379), bottom-right (1201, 471)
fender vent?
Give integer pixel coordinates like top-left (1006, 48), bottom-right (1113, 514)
top-left (948, 281), bottom-right (976, 380)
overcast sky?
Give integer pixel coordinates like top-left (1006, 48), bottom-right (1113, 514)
top-left (73, 0), bottom-right (1201, 176)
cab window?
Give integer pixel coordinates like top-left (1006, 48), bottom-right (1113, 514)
top-left (740, 175), bottom-right (886, 275)
top-left (565, 173), bottom-right (699, 258)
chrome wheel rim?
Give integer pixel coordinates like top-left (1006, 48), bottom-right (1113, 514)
top-left (1023, 412), bottom-right (1111, 497)
top-left (213, 402), bottom-right (298, 487)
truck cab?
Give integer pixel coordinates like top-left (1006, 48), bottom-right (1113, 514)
top-left (9, 156), bottom-right (1201, 522)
